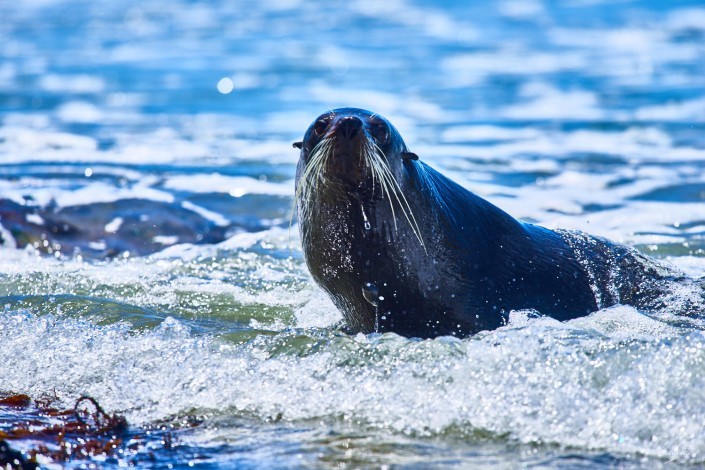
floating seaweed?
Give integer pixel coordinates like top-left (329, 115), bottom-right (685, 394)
top-left (0, 393), bottom-right (127, 467)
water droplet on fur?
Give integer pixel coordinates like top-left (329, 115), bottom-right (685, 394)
top-left (362, 282), bottom-right (379, 306)
top-left (360, 205), bottom-right (371, 230)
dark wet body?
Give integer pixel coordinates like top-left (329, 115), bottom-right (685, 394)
top-left (295, 108), bottom-right (699, 338)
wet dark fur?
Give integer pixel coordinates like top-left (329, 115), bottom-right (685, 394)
top-left (295, 108), bottom-right (703, 338)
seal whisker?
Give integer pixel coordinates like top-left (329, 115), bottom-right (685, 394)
top-left (370, 142), bottom-right (425, 248)
top-left (292, 137), bottom-right (332, 242)
top-left (364, 145), bottom-right (377, 200)
top-left (299, 138), bottom-right (330, 199)
top-left (372, 154), bottom-right (399, 232)
top-left (378, 162), bottom-right (424, 247)
top-left (379, 171), bottom-right (398, 231)
top-left (366, 142), bottom-right (399, 232)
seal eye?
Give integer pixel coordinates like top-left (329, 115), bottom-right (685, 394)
top-left (313, 119), bottom-right (329, 137)
top-left (372, 123), bottom-right (389, 144)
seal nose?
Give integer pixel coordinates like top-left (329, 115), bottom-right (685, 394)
top-left (336, 116), bottom-right (362, 141)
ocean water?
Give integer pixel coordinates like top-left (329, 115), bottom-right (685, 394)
top-left (1, 0), bottom-right (705, 467)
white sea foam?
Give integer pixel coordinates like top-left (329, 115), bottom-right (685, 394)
top-left (56, 101), bottom-right (104, 123)
top-left (497, 0), bottom-right (545, 18)
top-left (0, 308), bottom-right (704, 463)
top-left (440, 125), bottom-right (542, 143)
top-left (667, 8), bottom-right (705, 31)
top-left (0, 225), bottom-right (311, 314)
top-left (39, 74), bottom-right (106, 93)
top-left (352, 0), bottom-right (478, 42)
top-left (0, 225), bottom-right (17, 249)
top-left (25, 213), bottom-right (44, 225)
top-left (500, 83), bottom-right (604, 120)
top-left (1, 181), bottom-right (174, 208)
top-left (181, 201), bottom-right (230, 227)
top-left (217, 139), bottom-right (299, 163)
top-left (0, 127), bottom-right (98, 162)
top-left (419, 126), bottom-right (705, 163)
top-left (548, 27), bottom-right (664, 50)
top-left (671, 257), bottom-right (705, 279)
top-left (105, 217), bottom-right (124, 233)
top-left (442, 51), bottom-right (586, 82)
top-left (635, 96), bottom-right (705, 122)
top-left (164, 174), bottom-right (293, 197)
top-left (304, 84), bottom-right (447, 124)
top-left (152, 235), bottom-right (179, 246)
top-left (293, 288), bottom-right (342, 329)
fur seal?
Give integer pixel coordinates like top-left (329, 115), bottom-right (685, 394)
top-left (294, 108), bottom-right (703, 338)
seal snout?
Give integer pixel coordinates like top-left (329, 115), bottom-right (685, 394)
top-left (335, 116), bottom-right (363, 141)
top-left (323, 115), bottom-right (368, 180)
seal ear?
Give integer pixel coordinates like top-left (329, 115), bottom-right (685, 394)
top-left (292, 141), bottom-right (303, 149)
top-left (401, 152), bottom-right (419, 161)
